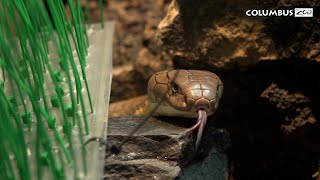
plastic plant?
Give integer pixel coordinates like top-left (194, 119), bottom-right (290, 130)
top-left (0, 0), bottom-right (105, 179)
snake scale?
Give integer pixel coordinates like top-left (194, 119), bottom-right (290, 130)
top-left (144, 69), bottom-right (223, 151)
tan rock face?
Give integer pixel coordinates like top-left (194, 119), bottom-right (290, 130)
top-left (260, 83), bottom-right (316, 133)
top-left (110, 64), bottom-right (146, 102)
top-left (156, 0), bottom-right (320, 69)
top-left (135, 48), bottom-right (173, 80)
top-left (104, 0), bottom-right (174, 102)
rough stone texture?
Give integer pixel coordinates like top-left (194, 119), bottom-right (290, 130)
top-left (261, 83), bottom-right (317, 133)
top-left (109, 95), bottom-right (147, 117)
top-left (104, 0), bottom-right (174, 102)
top-left (156, 0), bottom-right (320, 70)
top-left (109, 56), bottom-right (172, 103)
top-left (135, 48), bottom-right (173, 80)
top-left (213, 59), bottom-right (320, 179)
top-left (105, 116), bottom-right (230, 180)
top-left (110, 65), bottom-right (146, 102)
top-left (178, 129), bottom-right (231, 180)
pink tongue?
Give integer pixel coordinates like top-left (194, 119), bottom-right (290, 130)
top-left (186, 110), bottom-right (207, 151)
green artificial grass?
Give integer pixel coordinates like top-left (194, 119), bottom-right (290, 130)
top-left (0, 0), bottom-right (104, 179)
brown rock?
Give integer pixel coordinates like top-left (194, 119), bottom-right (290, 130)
top-left (105, 116), bottom-right (230, 180)
top-left (260, 83), bottom-right (317, 133)
top-left (110, 65), bottom-right (146, 102)
top-left (135, 48), bottom-right (173, 80)
top-left (109, 95), bottom-right (147, 116)
top-left (103, 0), bottom-right (174, 102)
top-left (156, 0), bottom-right (320, 70)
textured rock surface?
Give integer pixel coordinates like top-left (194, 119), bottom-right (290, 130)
top-left (156, 0), bottom-right (320, 70)
top-left (105, 0), bottom-right (174, 102)
top-left (105, 116), bottom-right (230, 180)
top-left (214, 59), bottom-right (320, 179)
top-left (110, 65), bottom-right (146, 102)
top-left (261, 83), bottom-right (317, 133)
top-left (109, 95), bottom-right (147, 117)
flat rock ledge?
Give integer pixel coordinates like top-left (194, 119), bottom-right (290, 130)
top-left (105, 116), bottom-right (231, 180)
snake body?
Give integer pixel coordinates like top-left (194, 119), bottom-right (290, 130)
top-left (146, 69), bottom-right (223, 150)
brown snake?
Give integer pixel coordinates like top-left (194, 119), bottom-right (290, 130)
top-left (146, 69), bottom-right (223, 151)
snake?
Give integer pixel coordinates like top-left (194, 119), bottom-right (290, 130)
top-left (145, 69), bottom-right (223, 151)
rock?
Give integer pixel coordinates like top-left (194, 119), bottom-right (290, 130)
top-left (110, 45), bottom-right (173, 103)
top-left (213, 59), bottom-right (320, 179)
top-left (135, 48), bottom-right (173, 80)
top-left (105, 159), bottom-right (180, 180)
top-left (109, 95), bottom-right (147, 116)
top-left (104, 0), bottom-right (174, 102)
top-left (105, 116), bottom-right (230, 180)
top-left (178, 128), bottom-right (231, 180)
top-left (156, 0), bottom-right (320, 70)
top-left (110, 47), bottom-right (173, 103)
top-left (260, 83), bottom-right (317, 133)
top-left (110, 65), bottom-right (146, 102)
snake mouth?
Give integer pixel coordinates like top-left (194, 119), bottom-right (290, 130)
top-left (195, 107), bottom-right (209, 113)
top-left (192, 98), bottom-right (212, 114)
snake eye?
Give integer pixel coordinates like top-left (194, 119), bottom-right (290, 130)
top-left (172, 82), bottom-right (179, 93)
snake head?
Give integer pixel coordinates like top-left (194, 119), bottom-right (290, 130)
top-left (147, 70), bottom-right (223, 118)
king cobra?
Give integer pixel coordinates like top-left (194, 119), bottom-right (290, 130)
top-left (145, 69), bottom-right (223, 151)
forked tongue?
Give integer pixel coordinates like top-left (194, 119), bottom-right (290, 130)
top-left (195, 110), bottom-right (207, 151)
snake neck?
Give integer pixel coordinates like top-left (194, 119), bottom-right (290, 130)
top-left (133, 96), bottom-right (200, 118)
